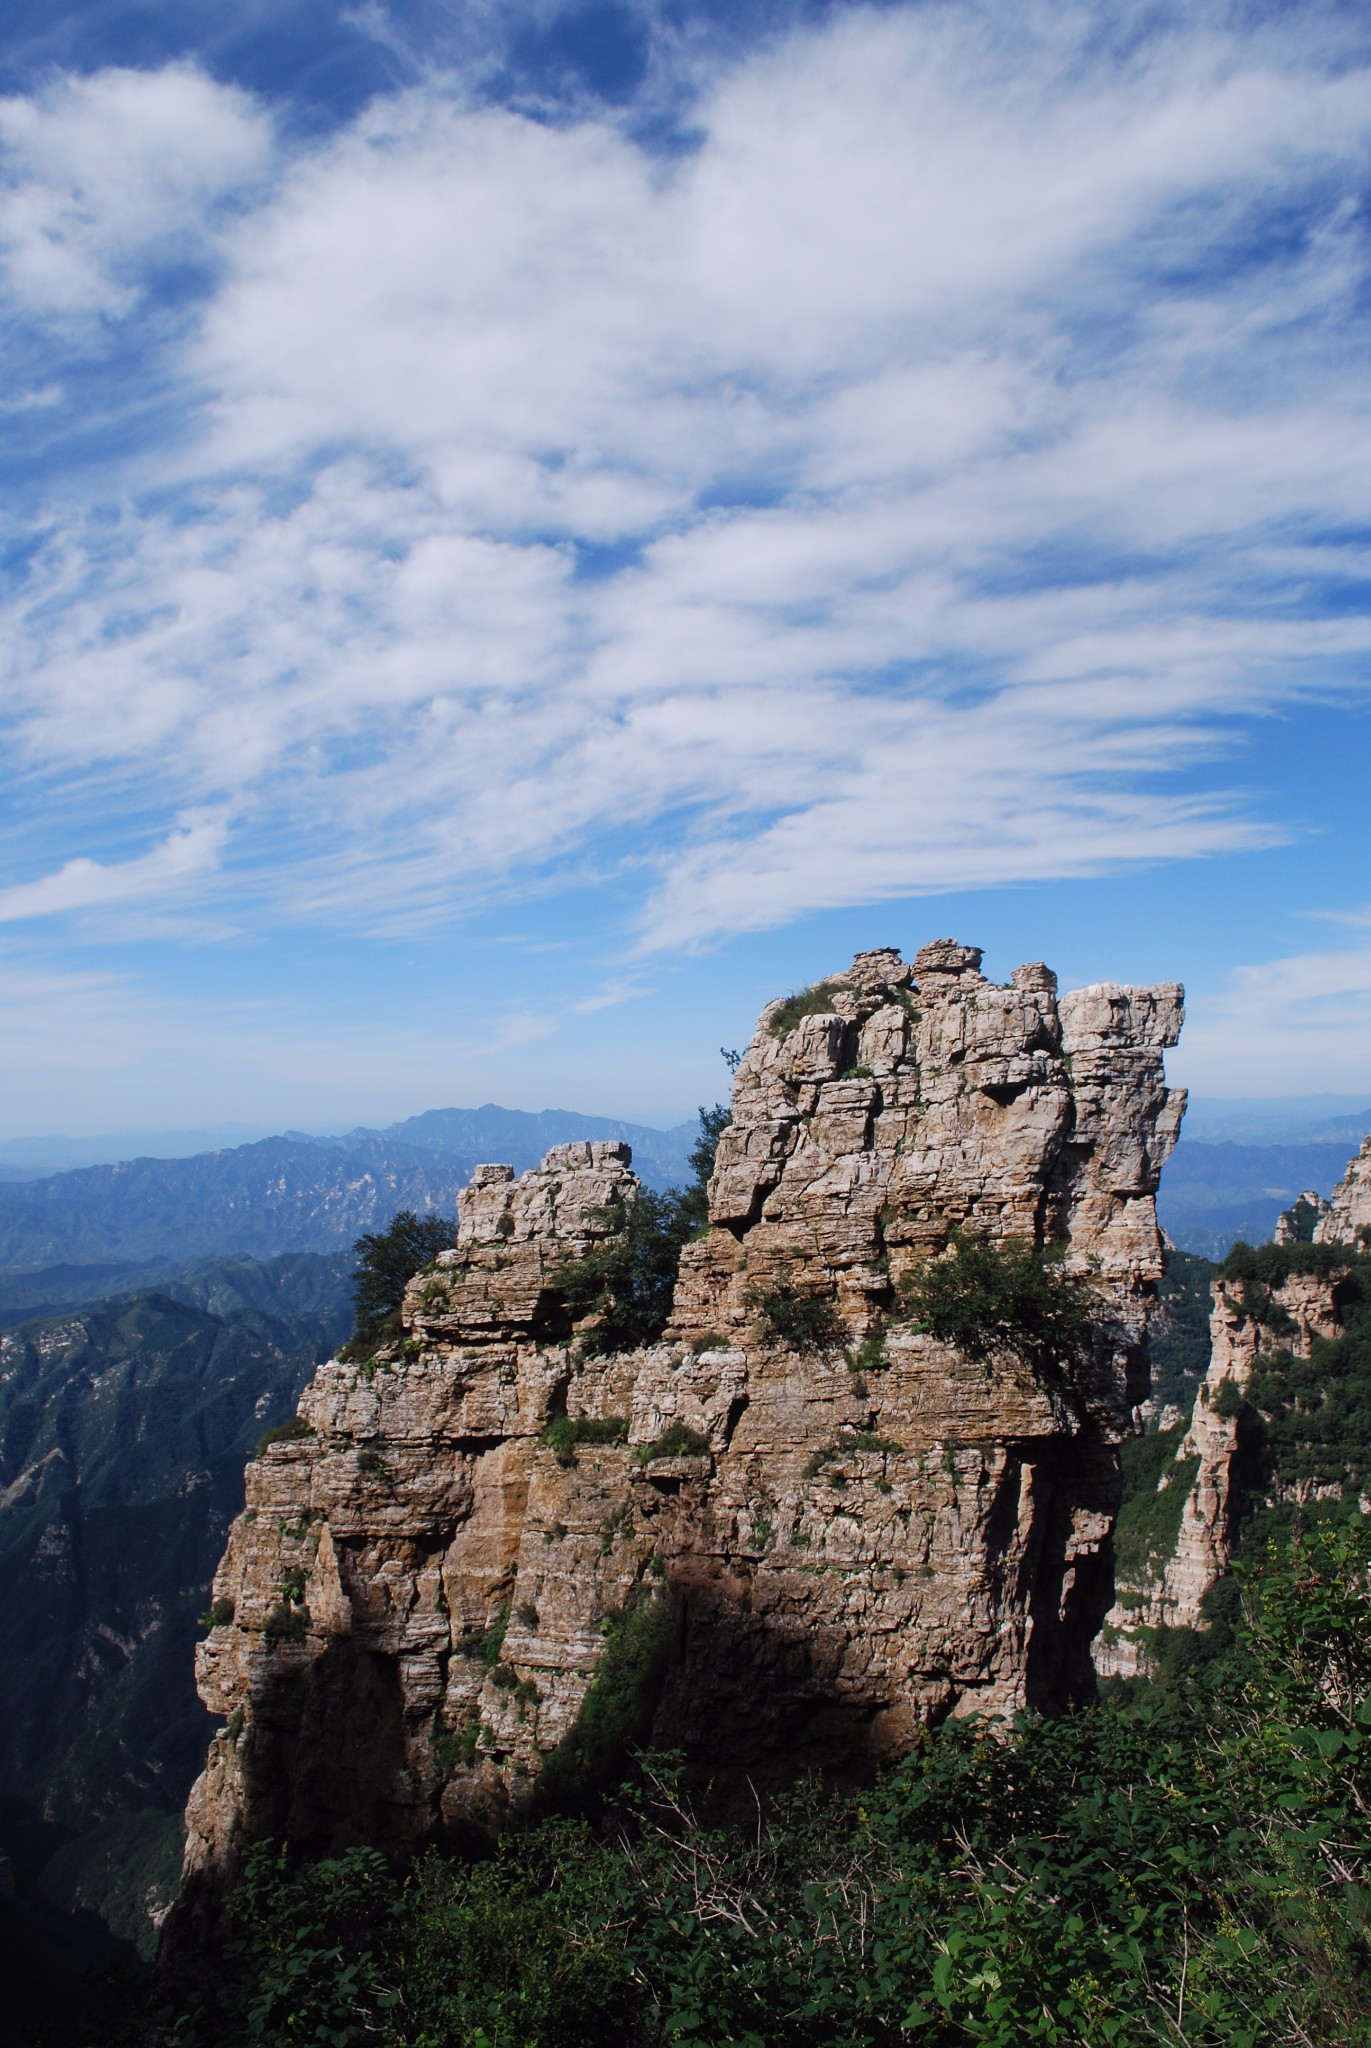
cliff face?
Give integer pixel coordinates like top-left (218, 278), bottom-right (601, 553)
top-left (1097, 1269), bottom-right (1343, 1677)
top-left (1316, 1134), bottom-right (1371, 1247)
top-left (1099, 1135), bottom-right (1371, 1678)
top-left (177, 942), bottom-right (1184, 1913)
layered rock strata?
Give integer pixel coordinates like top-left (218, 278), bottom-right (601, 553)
top-left (178, 942), bottom-right (1184, 1916)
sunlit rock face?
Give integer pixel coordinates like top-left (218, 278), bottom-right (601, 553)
top-left (1316, 1134), bottom-right (1371, 1248)
top-left (176, 942), bottom-right (1184, 1921)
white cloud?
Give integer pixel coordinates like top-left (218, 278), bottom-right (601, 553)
top-left (0, 65), bottom-right (271, 317)
top-left (0, 812), bottom-right (227, 923)
top-left (2, 7), bottom-right (1370, 950)
top-left (1177, 933), bottom-right (1371, 1095)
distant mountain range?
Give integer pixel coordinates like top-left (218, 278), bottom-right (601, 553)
top-left (0, 1107), bottom-right (699, 1275)
top-left (1176, 1094), bottom-right (1371, 1148)
top-left (1155, 1135), bottom-right (1371, 1260)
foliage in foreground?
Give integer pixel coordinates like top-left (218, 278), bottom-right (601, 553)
top-left (156, 1519), bottom-right (1371, 2048)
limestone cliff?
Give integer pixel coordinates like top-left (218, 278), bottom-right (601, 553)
top-left (1099, 1133), bottom-right (1371, 1677)
top-left (176, 942), bottom-right (1184, 1917)
top-left (1315, 1133), bottom-right (1371, 1248)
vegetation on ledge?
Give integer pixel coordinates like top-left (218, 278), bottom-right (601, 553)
top-left (897, 1231), bottom-right (1093, 1367)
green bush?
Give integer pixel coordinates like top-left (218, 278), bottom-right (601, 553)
top-left (897, 1230), bottom-right (1092, 1367)
top-left (767, 981), bottom-right (844, 1038)
top-left (261, 1600), bottom-right (309, 1649)
top-left (553, 1192), bottom-right (691, 1353)
top-left (1219, 1239), bottom-right (1350, 1287)
top-left (1113, 1426), bottom-right (1199, 1586)
top-left (348, 1208), bottom-right (457, 1349)
top-left (1150, 1245), bottom-right (1217, 1413)
top-left (254, 1415), bottom-right (313, 1458)
top-left (540, 1415), bottom-right (629, 1466)
top-left (750, 1282), bottom-right (843, 1351)
top-left (464, 1601), bottom-right (511, 1671)
top-left (634, 1420), bottom-right (709, 1462)
top-left (536, 1587), bottom-right (673, 1813)
top-left (1245, 1258), bottom-right (1371, 1494)
top-left (155, 1520), bottom-right (1371, 2048)
top-left (197, 1596), bottom-right (235, 1630)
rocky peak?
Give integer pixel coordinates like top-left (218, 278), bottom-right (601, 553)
top-left (1315, 1133), bottom-right (1371, 1247)
top-left (173, 941), bottom-right (1185, 1934)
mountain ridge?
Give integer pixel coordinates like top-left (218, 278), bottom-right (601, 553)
top-left (0, 1112), bottom-right (699, 1273)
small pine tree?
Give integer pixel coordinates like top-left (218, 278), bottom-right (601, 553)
top-left (349, 1209), bottom-right (456, 1346)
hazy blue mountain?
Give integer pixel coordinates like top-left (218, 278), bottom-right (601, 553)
top-left (1179, 1095), bottom-right (1371, 1147)
top-left (0, 1263), bottom-right (172, 1329)
top-left (374, 1103), bottom-right (699, 1186)
top-left (1155, 1139), bottom-right (1362, 1260)
top-left (0, 1126), bottom-right (276, 1179)
top-left (0, 1115), bottom-right (699, 1274)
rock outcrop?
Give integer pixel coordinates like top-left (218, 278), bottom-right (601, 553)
top-left (1100, 1132), bottom-right (1371, 1677)
top-left (1315, 1134), bottom-right (1371, 1247)
top-left (175, 942), bottom-right (1185, 1922)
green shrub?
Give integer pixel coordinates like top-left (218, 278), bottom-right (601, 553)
top-left (474, 1602), bottom-right (510, 1670)
top-left (432, 1716), bottom-right (479, 1774)
top-left (536, 1587), bottom-right (672, 1812)
top-left (848, 1323), bottom-right (889, 1374)
top-left (844, 1430), bottom-right (901, 1455)
top-left (552, 1192), bottom-right (689, 1353)
top-left (1151, 1245), bottom-right (1217, 1413)
top-left (1244, 1260), bottom-right (1371, 1495)
top-left (159, 1521), bottom-right (1371, 2048)
top-left (349, 1208), bottom-right (457, 1348)
top-left (634, 1420), bottom-right (710, 1462)
top-left (898, 1230), bottom-right (1092, 1367)
top-left (1114, 1426), bottom-right (1199, 1586)
top-left (254, 1415), bottom-right (312, 1458)
top-left (750, 1282), bottom-right (844, 1351)
top-left (1219, 1239), bottom-right (1349, 1287)
top-left (540, 1415), bottom-right (629, 1466)
top-left (197, 1597), bottom-right (235, 1630)
top-left (767, 980), bottom-right (844, 1037)
top-left (261, 1600), bottom-right (309, 1648)
top-left (549, 1105), bottom-right (732, 1354)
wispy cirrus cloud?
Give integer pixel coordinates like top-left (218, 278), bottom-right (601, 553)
top-left (0, 811), bottom-right (228, 922)
top-left (2, 2), bottom-right (1370, 958)
top-left (1178, 927), bottom-right (1371, 1095)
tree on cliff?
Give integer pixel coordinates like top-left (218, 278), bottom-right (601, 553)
top-left (349, 1209), bottom-right (456, 1347)
top-left (555, 1102), bottom-right (730, 1351)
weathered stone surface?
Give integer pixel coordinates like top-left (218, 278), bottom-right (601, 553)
top-left (174, 942), bottom-right (1185, 1927)
top-left (1316, 1135), bottom-right (1371, 1247)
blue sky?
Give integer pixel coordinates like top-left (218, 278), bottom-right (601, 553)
top-left (2, 0), bottom-right (1371, 1137)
